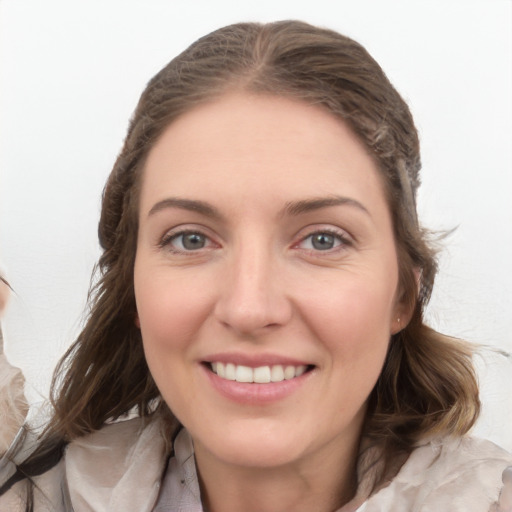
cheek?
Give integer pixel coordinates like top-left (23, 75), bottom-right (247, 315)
top-left (134, 270), bottom-right (215, 416)
top-left (134, 269), bottom-right (213, 360)
top-left (299, 271), bottom-right (397, 367)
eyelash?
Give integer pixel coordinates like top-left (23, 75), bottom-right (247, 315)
top-left (295, 228), bottom-right (352, 254)
top-left (159, 229), bottom-right (216, 254)
top-left (159, 227), bottom-right (352, 256)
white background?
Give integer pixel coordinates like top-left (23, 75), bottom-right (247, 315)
top-left (0, 0), bottom-right (511, 449)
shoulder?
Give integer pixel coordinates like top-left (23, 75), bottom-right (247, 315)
top-left (0, 341), bottom-right (28, 455)
top-left (66, 416), bottom-right (169, 512)
top-left (364, 436), bottom-right (512, 512)
top-left (1, 416), bottom-right (170, 512)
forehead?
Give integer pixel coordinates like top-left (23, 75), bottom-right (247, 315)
top-left (139, 92), bottom-right (389, 220)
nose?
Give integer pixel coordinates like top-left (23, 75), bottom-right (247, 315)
top-left (213, 242), bottom-right (292, 337)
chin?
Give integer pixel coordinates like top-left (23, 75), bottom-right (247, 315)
top-left (192, 420), bottom-right (316, 470)
top-left (215, 441), bottom-right (303, 469)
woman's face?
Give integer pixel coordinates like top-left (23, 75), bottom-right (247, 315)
top-left (134, 93), bottom-right (404, 471)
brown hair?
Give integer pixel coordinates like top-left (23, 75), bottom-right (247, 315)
top-left (8, 20), bottom-right (480, 494)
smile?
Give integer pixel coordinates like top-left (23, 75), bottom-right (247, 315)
top-left (210, 362), bottom-right (309, 383)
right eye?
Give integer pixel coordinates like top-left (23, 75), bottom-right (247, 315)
top-left (161, 231), bottom-right (213, 252)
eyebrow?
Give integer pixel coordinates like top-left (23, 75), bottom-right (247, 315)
top-left (283, 196), bottom-right (370, 217)
top-left (147, 195), bottom-right (370, 220)
top-left (148, 197), bottom-right (223, 219)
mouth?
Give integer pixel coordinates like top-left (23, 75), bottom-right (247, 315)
top-left (206, 362), bottom-right (314, 384)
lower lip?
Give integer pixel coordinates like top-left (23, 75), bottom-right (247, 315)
top-left (202, 365), bottom-right (312, 405)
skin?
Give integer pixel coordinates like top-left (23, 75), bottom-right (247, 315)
top-left (134, 93), bottom-right (409, 512)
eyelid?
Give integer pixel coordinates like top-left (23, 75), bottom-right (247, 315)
top-left (158, 225), bottom-right (220, 253)
top-left (293, 225), bottom-right (354, 252)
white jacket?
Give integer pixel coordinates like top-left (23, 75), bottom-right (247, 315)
top-left (1, 415), bottom-right (511, 512)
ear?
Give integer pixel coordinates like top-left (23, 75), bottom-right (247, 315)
top-left (390, 267), bottom-right (421, 335)
top-left (134, 312), bottom-right (141, 329)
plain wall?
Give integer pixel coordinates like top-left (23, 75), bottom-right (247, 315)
top-left (1, 0), bottom-right (511, 448)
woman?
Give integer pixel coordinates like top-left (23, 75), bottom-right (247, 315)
top-left (1, 20), bottom-right (511, 512)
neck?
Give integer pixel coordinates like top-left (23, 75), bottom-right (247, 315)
top-left (194, 435), bottom-right (361, 512)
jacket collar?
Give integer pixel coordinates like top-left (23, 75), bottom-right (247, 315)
top-left (65, 416), bottom-right (168, 512)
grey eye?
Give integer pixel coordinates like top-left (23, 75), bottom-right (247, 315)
top-left (297, 231), bottom-right (346, 252)
top-left (311, 233), bottom-right (336, 250)
top-left (180, 232), bottom-right (206, 250)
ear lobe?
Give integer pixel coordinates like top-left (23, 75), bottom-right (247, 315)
top-left (134, 313), bottom-right (141, 329)
top-left (390, 314), bottom-right (404, 335)
top-left (390, 307), bottom-right (412, 335)
top-left (391, 266), bottom-right (421, 334)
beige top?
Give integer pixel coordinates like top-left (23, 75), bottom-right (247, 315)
top-left (1, 415), bottom-right (512, 512)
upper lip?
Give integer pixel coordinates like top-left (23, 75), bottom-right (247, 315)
top-left (202, 352), bottom-right (313, 368)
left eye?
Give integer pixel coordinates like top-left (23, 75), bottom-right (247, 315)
top-left (167, 232), bottom-right (210, 251)
top-left (299, 232), bottom-right (345, 251)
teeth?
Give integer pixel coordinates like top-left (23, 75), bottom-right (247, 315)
top-left (270, 365), bottom-right (285, 382)
top-left (235, 365), bottom-right (253, 383)
top-left (295, 365), bottom-right (306, 377)
top-left (225, 363), bottom-right (236, 381)
top-left (216, 362), bottom-right (225, 378)
top-left (254, 366), bottom-right (271, 383)
top-left (284, 365), bottom-right (296, 380)
top-left (210, 363), bottom-right (308, 383)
